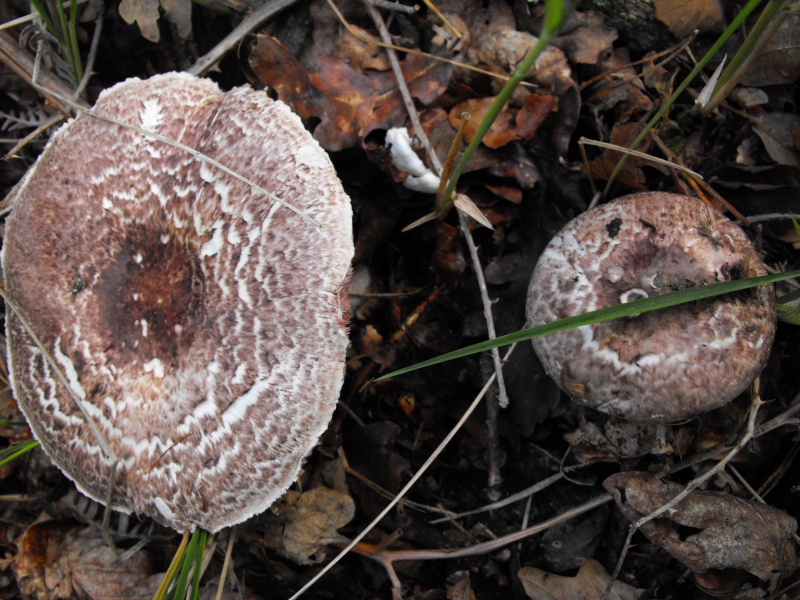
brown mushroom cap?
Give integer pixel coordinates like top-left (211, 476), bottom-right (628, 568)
top-left (3, 73), bottom-right (353, 532)
top-left (526, 192), bottom-right (776, 422)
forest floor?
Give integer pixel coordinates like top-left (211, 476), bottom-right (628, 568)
top-left (1, 0), bottom-right (800, 599)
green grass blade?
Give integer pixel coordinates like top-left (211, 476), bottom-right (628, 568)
top-left (172, 528), bottom-right (201, 599)
top-left (777, 287), bottom-right (800, 304)
top-left (153, 531), bottom-right (190, 600)
top-left (0, 440), bottom-right (39, 468)
top-left (435, 0), bottom-right (571, 212)
top-left (29, 0), bottom-right (59, 40)
top-left (377, 270), bottom-right (800, 380)
top-left (704, 0), bottom-right (789, 111)
top-left (778, 303), bottom-right (800, 326)
top-left (190, 529), bottom-right (207, 599)
top-left (68, 0), bottom-right (84, 85)
top-left (602, 0), bottom-right (764, 195)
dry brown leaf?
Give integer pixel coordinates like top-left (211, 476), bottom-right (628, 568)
top-left (14, 522), bottom-right (155, 599)
top-left (468, 27), bottom-right (572, 95)
top-left (449, 94), bottom-right (555, 149)
top-left (454, 194), bottom-right (493, 230)
top-left (159, 0), bottom-right (192, 39)
top-left (14, 521), bottom-right (73, 599)
top-left (69, 531), bottom-right (156, 599)
top-left (754, 113), bottom-right (800, 167)
top-left (248, 35), bottom-right (451, 151)
top-left (330, 23), bottom-right (391, 72)
top-left (541, 505), bottom-right (608, 572)
top-left (564, 419), bottom-right (687, 464)
top-left (642, 52), bottom-right (676, 100)
top-left (585, 122), bottom-right (651, 189)
top-left (519, 560), bottom-right (644, 600)
top-left (604, 472), bottom-right (799, 589)
top-left (741, 12), bottom-right (800, 87)
top-left (118, 0), bottom-right (191, 43)
top-left (447, 572), bottom-right (477, 600)
top-left (432, 222), bottom-right (466, 286)
top-left (552, 11), bottom-right (618, 65)
top-left (653, 0), bottom-right (725, 38)
top-left (584, 48), bottom-right (646, 110)
top-left (118, 0), bottom-right (160, 42)
top-left (260, 487), bottom-right (355, 565)
top-left (361, 324), bottom-right (397, 371)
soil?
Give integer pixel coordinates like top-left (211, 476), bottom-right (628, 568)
top-left (1, 1), bottom-right (800, 599)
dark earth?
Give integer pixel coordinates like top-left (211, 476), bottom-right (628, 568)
top-left (1, 0), bottom-right (800, 598)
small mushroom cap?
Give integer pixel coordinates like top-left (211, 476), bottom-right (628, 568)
top-left (3, 73), bottom-right (354, 532)
top-left (526, 192), bottom-right (776, 422)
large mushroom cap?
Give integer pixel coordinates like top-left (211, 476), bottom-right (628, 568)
top-left (2, 73), bottom-right (354, 532)
top-left (526, 192), bottom-right (776, 422)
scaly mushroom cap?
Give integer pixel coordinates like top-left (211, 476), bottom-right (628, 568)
top-left (526, 192), bottom-right (776, 422)
top-left (3, 73), bottom-right (354, 532)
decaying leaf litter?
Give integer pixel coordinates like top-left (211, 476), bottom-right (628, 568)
top-left (1, 0), bottom-right (800, 598)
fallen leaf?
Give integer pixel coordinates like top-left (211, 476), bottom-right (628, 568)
top-left (585, 122), bottom-right (652, 189)
top-left (248, 35), bottom-right (451, 151)
top-left (361, 324), bottom-right (396, 371)
top-left (541, 504), bottom-right (608, 571)
top-left (260, 488), bottom-right (355, 565)
top-left (70, 530), bottom-right (156, 599)
top-left (118, 0), bottom-right (160, 42)
top-left (653, 0), bottom-right (725, 38)
top-left (118, 0), bottom-right (191, 43)
top-left (454, 193), bottom-right (493, 230)
top-left (449, 94), bottom-right (555, 149)
top-left (14, 521), bottom-right (73, 599)
top-left (741, 12), bottom-right (800, 87)
top-left (447, 571), bottom-right (477, 600)
top-left (604, 472), bottom-right (799, 589)
top-left (552, 11), bottom-right (618, 65)
top-left (564, 420), bottom-right (687, 463)
top-left (642, 52), bottom-right (676, 100)
top-left (159, 0), bottom-right (192, 39)
top-left (753, 113), bottom-right (800, 167)
top-left (467, 26), bottom-right (572, 95)
top-left (330, 23), bottom-right (391, 72)
top-left (432, 222), bottom-right (466, 286)
top-left (519, 559), bottom-right (644, 600)
top-left (584, 48), bottom-right (646, 110)
top-left (14, 522), bottom-right (155, 599)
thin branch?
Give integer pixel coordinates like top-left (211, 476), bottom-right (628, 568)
top-left (72, 5), bottom-right (103, 100)
top-left (363, 0), bottom-right (440, 172)
top-left (605, 383), bottom-right (764, 599)
top-left (25, 84), bottom-right (322, 227)
top-left (188, 0), bottom-right (301, 76)
top-left (287, 344), bottom-right (518, 600)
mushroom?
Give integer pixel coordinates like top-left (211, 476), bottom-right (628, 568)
top-left (526, 192), bottom-right (776, 422)
top-left (2, 73), bottom-right (354, 532)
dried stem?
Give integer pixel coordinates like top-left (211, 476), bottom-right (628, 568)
top-left (288, 345), bottom-right (517, 599)
top-left (365, 0), bottom-right (509, 493)
top-left (188, 0), bottom-right (301, 76)
top-left (363, 0), bottom-right (440, 172)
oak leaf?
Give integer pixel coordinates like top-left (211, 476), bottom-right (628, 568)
top-left (604, 472), bottom-right (799, 588)
top-left (118, 0), bottom-right (191, 43)
top-left (519, 560), bottom-right (643, 600)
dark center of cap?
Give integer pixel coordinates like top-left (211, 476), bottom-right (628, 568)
top-left (91, 222), bottom-right (205, 369)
